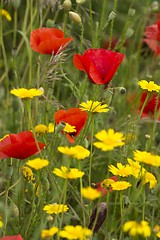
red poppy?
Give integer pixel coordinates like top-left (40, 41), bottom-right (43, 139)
top-left (0, 131), bottom-right (46, 160)
top-left (30, 28), bottom-right (73, 55)
top-left (144, 20), bottom-right (160, 56)
top-left (73, 49), bottom-right (125, 85)
top-left (95, 176), bottom-right (118, 196)
top-left (0, 235), bottom-right (23, 240)
top-left (54, 108), bottom-right (88, 143)
top-left (145, 20), bottom-right (160, 41)
top-left (139, 92), bottom-right (160, 119)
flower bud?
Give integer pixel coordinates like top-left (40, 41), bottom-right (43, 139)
top-left (69, 11), bottom-right (82, 25)
top-left (56, 121), bottom-right (66, 132)
top-left (119, 87), bottom-right (126, 95)
top-left (76, 0), bottom-right (86, 4)
top-left (108, 11), bottom-right (116, 21)
top-left (46, 19), bottom-right (55, 28)
top-left (12, 0), bottom-right (21, 9)
top-left (126, 27), bottom-right (134, 38)
top-left (47, 215), bottom-right (54, 221)
top-left (63, 0), bottom-right (72, 11)
top-left (128, 8), bottom-right (135, 17)
top-left (145, 134), bottom-right (150, 139)
top-left (12, 204), bottom-right (19, 218)
top-left (88, 202), bottom-right (107, 233)
top-left (150, 1), bottom-right (159, 12)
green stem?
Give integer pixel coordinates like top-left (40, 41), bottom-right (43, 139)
top-left (79, 23), bottom-right (84, 53)
top-left (89, 114), bottom-right (95, 186)
top-left (109, 0), bottom-right (117, 49)
top-left (78, 161), bottom-right (86, 227)
top-left (119, 192), bottom-right (124, 240)
top-left (13, 10), bottom-right (18, 48)
top-left (88, 0), bottom-right (94, 47)
top-left (139, 92), bottom-right (151, 119)
top-left (142, 187), bottom-right (145, 220)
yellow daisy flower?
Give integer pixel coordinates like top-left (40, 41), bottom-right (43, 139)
top-left (141, 171), bottom-right (157, 189)
top-left (34, 123), bottom-right (54, 135)
top-left (79, 100), bottom-right (109, 113)
top-left (41, 226), bottom-right (59, 239)
top-left (108, 163), bottom-right (132, 177)
top-left (138, 80), bottom-right (160, 92)
top-left (26, 158), bottom-right (49, 170)
top-left (63, 123), bottom-right (76, 133)
top-left (48, 123), bottom-right (55, 133)
top-left (58, 146), bottom-right (90, 160)
top-left (43, 203), bottom-right (69, 214)
top-left (133, 150), bottom-right (160, 167)
top-left (123, 220), bottom-right (151, 237)
top-left (93, 129), bottom-right (125, 151)
top-left (53, 166), bottom-right (84, 179)
top-left (127, 158), bottom-right (146, 178)
top-left (81, 186), bottom-right (101, 200)
top-left (59, 225), bottom-right (92, 239)
top-left (111, 181), bottom-right (131, 191)
top-left (10, 88), bottom-right (44, 99)
top-left (0, 9), bottom-right (12, 21)
top-left (154, 225), bottom-right (160, 238)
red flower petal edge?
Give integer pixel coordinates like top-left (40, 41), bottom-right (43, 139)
top-left (30, 28), bottom-right (73, 55)
top-left (0, 235), bottom-right (23, 240)
top-left (54, 108), bottom-right (88, 144)
top-left (0, 131), bottom-right (46, 159)
top-left (73, 49), bottom-right (125, 85)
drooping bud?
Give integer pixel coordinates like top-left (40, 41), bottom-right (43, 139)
top-left (119, 87), bottom-right (126, 95)
top-left (88, 202), bottom-right (107, 234)
top-left (126, 27), bottom-right (134, 38)
top-left (150, 1), bottom-right (159, 12)
top-left (12, 0), bottom-right (21, 9)
top-left (69, 11), bottom-right (82, 25)
top-left (76, 0), bottom-right (86, 4)
top-left (46, 19), bottom-right (55, 28)
top-left (145, 134), bottom-right (150, 139)
top-left (128, 8), bottom-right (136, 17)
top-left (63, 0), bottom-right (72, 11)
top-left (108, 11), bottom-right (116, 21)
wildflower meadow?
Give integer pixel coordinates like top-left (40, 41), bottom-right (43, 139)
top-left (1, 0), bottom-right (160, 239)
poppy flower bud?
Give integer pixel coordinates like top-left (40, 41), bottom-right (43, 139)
top-left (128, 8), bottom-right (136, 17)
top-left (145, 134), bottom-right (150, 139)
top-left (56, 121), bottom-right (66, 132)
top-left (88, 202), bottom-right (107, 233)
top-left (126, 27), bottom-right (134, 38)
top-left (12, 0), bottom-right (21, 9)
top-left (150, 1), bottom-right (159, 12)
top-left (119, 87), bottom-right (126, 95)
top-left (69, 11), bottom-right (82, 25)
top-left (47, 215), bottom-right (54, 221)
top-left (12, 204), bottom-right (19, 218)
top-left (63, 0), bottom-right (72, 11)
top-left (46, 19), bottom-right (55, 28)
top-left (108, 11), bottom-right (116, 21)
top-left (76, 0), bottom-right (86, 4)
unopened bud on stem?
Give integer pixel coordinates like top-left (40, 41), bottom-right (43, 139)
top-left (63, 0), bottom-right (72, 11)
top-left (69, 11), bottom-right (82, 25)
top-left (88, 202), bottom-right (107, 234)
